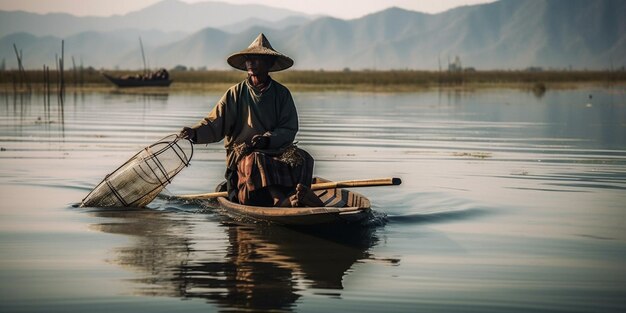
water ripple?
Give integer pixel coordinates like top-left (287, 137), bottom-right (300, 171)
top-left (2, 89), bottom-right (626, 313)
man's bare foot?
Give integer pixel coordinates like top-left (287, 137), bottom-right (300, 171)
top-left (289, 184), bottom-right (324, 207)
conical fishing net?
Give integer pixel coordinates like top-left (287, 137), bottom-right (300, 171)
top-left (81, 134), bottom-right (193, 207)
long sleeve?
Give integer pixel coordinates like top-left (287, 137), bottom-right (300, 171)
top-left (188, 79), bottom-right (298, 157)
top-left (191, 90), bottom-right (236, 144)
top-left (265, 87), bottom-right (298, 150)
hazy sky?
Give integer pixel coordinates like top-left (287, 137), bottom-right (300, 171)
top-left (0, 0), bottom-right (495, 19)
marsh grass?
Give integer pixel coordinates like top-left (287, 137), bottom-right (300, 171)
top-left (1, 69), bottom-right (625, 93)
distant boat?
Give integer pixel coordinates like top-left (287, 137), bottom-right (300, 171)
top-left (102, 37), bottom-right (172, 88)
top-left (102, 69), bottom-right (172, 88)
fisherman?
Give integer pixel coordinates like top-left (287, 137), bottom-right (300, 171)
top-left (158, 68), bottom-right (169, 80)
top-left (180, 33), bottom-right (323, 207)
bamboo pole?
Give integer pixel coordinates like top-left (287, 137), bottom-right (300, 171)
top-left (72, 56), bottom-right (77, 87)
top-left (55, 54), bottom-right (59, 94)
top-left (310, 177), bottom-right (401, 190)
top-left (43, 64), bottom-right (47, 120)
top-left (139, 37), bottom-right (147, 75)
top-left (58, 41), bottom-right (65, 125)
top-left (79, 58), bottom-right (84, 87)
top-left (60, 40), bottom-right (65, 96)
top-left (12, 44), bottom-right (23, 89)
top-left (177, 177), bottom-right (401, 200)
top-left (46, 66), bottom-right (51, 116)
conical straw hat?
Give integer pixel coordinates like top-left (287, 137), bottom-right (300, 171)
top-left (227, 33), bottom-right (294, 72)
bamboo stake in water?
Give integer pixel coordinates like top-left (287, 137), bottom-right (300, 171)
top-left (12, 44), bottom-right (25, 90)
top-left (139, 37), bottom-right (147, 75)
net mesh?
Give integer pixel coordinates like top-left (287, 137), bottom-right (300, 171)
top-left (81, 134), bottom-right (193, 207)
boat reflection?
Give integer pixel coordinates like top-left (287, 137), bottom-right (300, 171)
top-left (88, 208), bottom-right (385, 311)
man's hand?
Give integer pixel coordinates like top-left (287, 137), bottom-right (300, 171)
top-left (251, 135), bottom-right (270, 149)
top-left (179, 127), bottom-right (196, 141)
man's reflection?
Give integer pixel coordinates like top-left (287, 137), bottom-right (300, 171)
top-left (88, 208), bottom-right (385, 311)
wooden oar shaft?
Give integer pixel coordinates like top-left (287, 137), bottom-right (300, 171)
top-left (310, 177), bottom-right (401, 191)
top-left (177, 177), bottom-right (401, 200)
top-left (177, 191), bottom-right (228, 200)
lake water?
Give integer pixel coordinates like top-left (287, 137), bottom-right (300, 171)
top-left (1, 86), bottom-right (625, 313)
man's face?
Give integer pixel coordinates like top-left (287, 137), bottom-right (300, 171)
top-left (245, 55), bottom-right (273, 76)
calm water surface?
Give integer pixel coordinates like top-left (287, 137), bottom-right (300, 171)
top-left (0, 87), bottom-right (625, 312)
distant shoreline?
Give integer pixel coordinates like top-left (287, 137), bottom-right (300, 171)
top-left (1, 70), bottom-right (625, 93)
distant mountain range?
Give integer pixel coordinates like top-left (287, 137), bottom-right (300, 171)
top-left (0, 0), bottom-right (315, 37)
top-left (1, 0), bottom-right (624, 71)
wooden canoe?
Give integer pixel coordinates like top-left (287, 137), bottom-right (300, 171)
top-left (214, 177), bottom-right (372, 225)
top-left (102, 73), bottom-right (172, 88)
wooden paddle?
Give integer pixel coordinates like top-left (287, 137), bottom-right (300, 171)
top-left (176, 177), bottom-right (401, 200)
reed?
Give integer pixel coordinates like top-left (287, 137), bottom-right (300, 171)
top-left (1, 69), bottom-right (625, 92)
